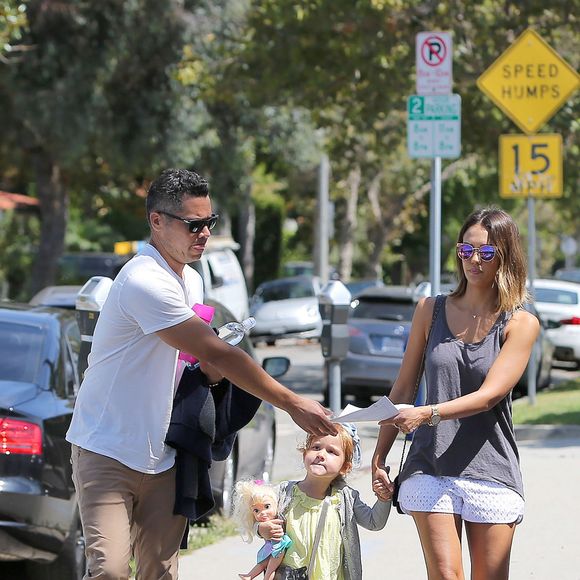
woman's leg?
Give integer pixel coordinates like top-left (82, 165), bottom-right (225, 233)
top-left (412, 512), bottom-right (465, 580)
top-left (465, 521), bottom-right (516, 580)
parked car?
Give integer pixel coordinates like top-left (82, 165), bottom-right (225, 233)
top-left (250, 276), bottom-right (323, 346)
top-left (345, 279), bottom-right (385, 298)
top-left (56, 252), bottom-right (130, 284)
top-left (30, 285), bottom-right (80, 309)
top-left (554, 267), bottom-right (580, 284)
top-left (0, 303), bottom-right (84, 580)
top-left (205, 298), bottom-right (288, 513)
top-left (517, 302), bottom-right (554, 395)
top-left (533, 278), bottom-right (580, 368)
top-left (339, 286), bottom-right (553, 405)
top-left (0, 301), bottom-right (287, 577)
top-left (340, 286), bottom-right (416, 405)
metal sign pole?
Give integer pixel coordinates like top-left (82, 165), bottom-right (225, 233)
top-left (429, 157), bottom-right (442, 297)
top-left (315, 154), bottom-right (330, 284)
top-left (527, 196), bottom-right (537, 405)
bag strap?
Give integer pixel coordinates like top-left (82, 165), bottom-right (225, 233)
top-left (396, 295), bottom-right (444, 475)
top-left (306, 495), bottom-right (331, 577)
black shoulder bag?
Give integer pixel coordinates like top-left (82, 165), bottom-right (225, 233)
top-left (392, 296), bottom-right (442, 514)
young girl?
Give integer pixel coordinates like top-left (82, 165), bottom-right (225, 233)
top-left (257, 423), bottom-right (392, 580)
top-left (232, 480), bottom-right (292, 580)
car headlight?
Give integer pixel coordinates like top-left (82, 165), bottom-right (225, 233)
top-left (306, 305), bottom-right (319, 318)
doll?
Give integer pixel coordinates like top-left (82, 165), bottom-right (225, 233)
top-left (232, 480), bottom-right (292, 580)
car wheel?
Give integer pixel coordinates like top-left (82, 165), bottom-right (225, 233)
top-left (266, 338), bottom-right (276, 347)
top-left (260, 427), bottom-right (276, 484)
top-left (219, 446), bottom-right (238, 516)
top-left (27, 512), bottom-right (86, 580)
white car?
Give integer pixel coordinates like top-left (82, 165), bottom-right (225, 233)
top-left (533, 279), bottom-right (580, 368)
top-left (250, 276), bottom-right (323, 345)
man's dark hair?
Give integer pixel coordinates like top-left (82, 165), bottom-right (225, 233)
top-left (146, 168), bottom-right (209, 217)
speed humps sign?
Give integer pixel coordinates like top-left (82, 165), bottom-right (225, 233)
top-left (477, 29), bottom-right (579, 134)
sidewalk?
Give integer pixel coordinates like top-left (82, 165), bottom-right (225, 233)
top-left (178, 423), bottom-right (580, 579)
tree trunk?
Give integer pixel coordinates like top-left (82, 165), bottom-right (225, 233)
top-left (337, 164), bottom-right (360, 282)
top-left (30, 151), bottom-right (67, 295)
top-left (366, 171), bottom-right (386, 279)
top-left (239, 181), bottom-right (255, 293)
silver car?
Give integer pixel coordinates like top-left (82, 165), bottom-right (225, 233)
top-left (250, 276), bottom-right (323, 346)
top-left (339, 286), bottom-right (553, 405)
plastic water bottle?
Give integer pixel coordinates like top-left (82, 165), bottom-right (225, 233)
top-left (185, 317), bottom-right (256, 372)
top-left (216, 317), bottom-right (256, 347)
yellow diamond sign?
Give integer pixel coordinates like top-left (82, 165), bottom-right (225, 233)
top-left (477, 29), bottom-right (579, 134)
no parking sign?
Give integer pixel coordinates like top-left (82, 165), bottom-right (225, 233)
top-left (416, 32), bottom-right (453, 94)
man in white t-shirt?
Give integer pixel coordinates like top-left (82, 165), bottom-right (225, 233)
top-left (66, 168), bottom-right (336, 579)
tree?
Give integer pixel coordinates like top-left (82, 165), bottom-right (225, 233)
top-left (0, 0), bottom-right (191, 294)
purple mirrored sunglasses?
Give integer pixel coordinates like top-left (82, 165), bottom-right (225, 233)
top-left (456, 243), bottom-right (497, 262)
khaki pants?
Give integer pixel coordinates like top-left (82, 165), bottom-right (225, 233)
top-left (71, 445), bottom-right (187, 579)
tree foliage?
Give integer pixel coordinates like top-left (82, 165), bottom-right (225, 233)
top-left (0, 0), bottom-right (578, 297)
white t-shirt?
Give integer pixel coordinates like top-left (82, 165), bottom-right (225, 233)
top-left (66, 244), bottom-right (204, 473)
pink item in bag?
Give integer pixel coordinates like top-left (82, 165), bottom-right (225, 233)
top-left (178, 303), bottom-right (215, 365)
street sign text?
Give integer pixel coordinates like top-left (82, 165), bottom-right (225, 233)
top-left (477, 29), bottom-right (579, 134)
top-left (499, 134), bottom-right (562, 198)
top-left (407, 94), bottom-right (461, 158)
top-left (416, 32), bottom-right (453, 95)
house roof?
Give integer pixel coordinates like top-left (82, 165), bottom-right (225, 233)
top-left (0, 191), bottom-right (40, 211)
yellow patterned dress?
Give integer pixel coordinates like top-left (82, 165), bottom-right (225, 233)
top-left (281, 486), bottom-right (344, 580)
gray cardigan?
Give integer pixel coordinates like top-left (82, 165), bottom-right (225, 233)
top-left (277, 480), bottom-right (391, 580)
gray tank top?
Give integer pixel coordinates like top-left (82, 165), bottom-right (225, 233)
top-left (399, 295), bottom-right (524, 498)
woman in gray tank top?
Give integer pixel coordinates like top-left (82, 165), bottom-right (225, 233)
top-left (371, 207), bottom-right (539, 580)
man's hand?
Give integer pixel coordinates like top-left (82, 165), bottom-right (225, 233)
top-left (287, 396), bottom-right (337, 437)
top-left (258, 518), bottom-right (284, 541)
top-left (198, 360), bottom-right (223, 385)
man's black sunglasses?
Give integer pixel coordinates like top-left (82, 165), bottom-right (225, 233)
top-left (159, 211), bottom-right (219, 233)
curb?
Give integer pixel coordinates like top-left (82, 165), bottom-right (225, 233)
top-left (515, 424), bottom-right (580, 441)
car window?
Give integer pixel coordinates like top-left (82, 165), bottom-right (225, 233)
top-left (257, 280), bottom-right (315, 302)
top-left (351, 298), bottom-right (416, 321)
top-left (0, 322), bottom-right (45, 383)
top-left (555, 270), bottom-right (580, 283)
top-left (535, 288), bottom-right (579, 305)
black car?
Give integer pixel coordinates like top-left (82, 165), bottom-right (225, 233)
top-left (1, 300), bottom-right (287, 577)
top-left (0, 303), bottom-right (84, 580)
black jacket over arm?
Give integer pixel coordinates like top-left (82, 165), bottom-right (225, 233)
top-left (165, 365), bottom-right (261, 545)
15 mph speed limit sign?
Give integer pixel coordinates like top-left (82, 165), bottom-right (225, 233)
top-left (499, 134), bottom-right (563, 198)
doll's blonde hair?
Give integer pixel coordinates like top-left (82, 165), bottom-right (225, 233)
top-left (232, 480), bottom-right (279, 543)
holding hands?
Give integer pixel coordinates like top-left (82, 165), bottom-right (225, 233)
top-left (372, 465), bottom-right (394, 502)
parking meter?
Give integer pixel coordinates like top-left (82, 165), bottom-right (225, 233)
top-left (75, 276), bottom-right (113, 380)
top-left (318, 281), bottom-right (351, 413)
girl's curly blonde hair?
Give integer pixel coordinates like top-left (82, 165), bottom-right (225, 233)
top-left (231, 480), bottom-right (279, 543)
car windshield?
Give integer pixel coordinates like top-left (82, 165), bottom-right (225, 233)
top-left (0, 322), bottom-right (45, 383)
top-left (257, 280), bottom-right (315, 302)
top-left (535, 288), bottom-right (579, 305)
top-left (351, 298), bottom-right (416, 321)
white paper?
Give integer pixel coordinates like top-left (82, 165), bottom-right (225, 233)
top-left (332, 397), bottom-right (413, 424)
